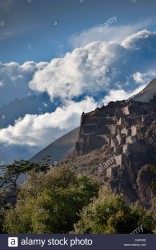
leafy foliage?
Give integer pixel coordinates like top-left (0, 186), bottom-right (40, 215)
top-left (72, 187), bottom-right (155, 234)
top-left (4, 163), bottom-right (99, 233)
top-left (0, 158), bottom-right (51, 199)
top-left (1, 160), bottom-right (156, 234)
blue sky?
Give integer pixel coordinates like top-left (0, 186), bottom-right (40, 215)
top-left (0, 0), bottom-right (156, 63)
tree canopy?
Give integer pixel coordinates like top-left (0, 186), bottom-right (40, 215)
top-left (72, 187), bottom-right (155, 234)
top-left (4, 163), bottom-right (99, 233)
top-left (0, 160), bottom-right (156, 234)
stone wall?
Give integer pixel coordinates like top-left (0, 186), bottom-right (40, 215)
top-left (75, 96), bottom-right (156, 176)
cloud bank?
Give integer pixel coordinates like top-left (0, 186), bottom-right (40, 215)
top-left (0, 98), bottom-right (96, 147)
top-left (29, 29), bottom-right (156, 101)
top-left (0, 61), bottom-right (48, 107)
top-left (1, 29), bottom-right (156, 148)
top-left (69, 19), bottom-right (153, 48)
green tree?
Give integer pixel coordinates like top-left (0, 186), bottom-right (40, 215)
top-left (72, 187), bottom-right (155, 234)
top-left (0, 199), bottom-right (5, 233)
top-left (4, 163), bottom-right (99, 233)
top-left (0, 158), bottom-right (51, 201)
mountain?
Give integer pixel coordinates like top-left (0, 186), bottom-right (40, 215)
top-left (30, 127), bottom-right (79, 164)
top-left (65, 81), bottom-right (156, 207)
top-left (29, 79), bottom-right (156, 207)
top-left (133, 78), bottom-right (156, 102)
top-left (30, 78), bottom-right (156, 164)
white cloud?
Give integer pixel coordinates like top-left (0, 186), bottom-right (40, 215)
top-left (1, 28), bottom-right (156, 148)
top-left (19, 61), bottom-right (48, 72)
top-left (133, 72), bottom-right (145, 84)
top-left (29, 41), bottom-right (118, 100)
top-left (29, 29), bottom-right (156, 101)
top-left (69, 20), bottom-right (153, 48)
top-left (0, 61), bottom-right (47, 106)
top-left (102, 85), bottom-right (146, 105)
top-left (121, 29), bottom-right (156, 49)
top-left (1, 29), bottom-right (156, 108)
top-left (0, 97), bottom-right (96, 147)
top-left (133, 71), bottom-right (156, 84)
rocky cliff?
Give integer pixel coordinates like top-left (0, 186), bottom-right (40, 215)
top-left (67, 93), bottom-right (156, 208)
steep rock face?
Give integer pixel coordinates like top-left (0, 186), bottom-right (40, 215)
top-left (67, 95), bottom-right (156, 207)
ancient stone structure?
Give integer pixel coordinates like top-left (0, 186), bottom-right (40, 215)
top-left (68, 96), bottom-right (156, 207)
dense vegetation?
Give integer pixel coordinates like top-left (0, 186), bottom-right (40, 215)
top-left (72, 187), bottom-right (155, 234)
top-left (0, 160), bottom-right (156, 234)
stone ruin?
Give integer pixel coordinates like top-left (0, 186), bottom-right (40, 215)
top-left (75, 97), bottom-right (156, 179)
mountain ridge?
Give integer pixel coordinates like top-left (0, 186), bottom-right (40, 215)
top-left (30, 127), bottom-right (79, 164)
top-left (66, 90), bottom-right (156, 207)
top-left (133, 78), bottom-right (156, 102)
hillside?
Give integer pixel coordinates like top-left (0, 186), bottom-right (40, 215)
top-left (30, 127), bottom-right (79, 163)
top-left (30, 78), bottom-right (156, 207)
top-left (66, 86), bottom-right (156, 207)
top-left (133, 78), bottom-right (156, 102)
